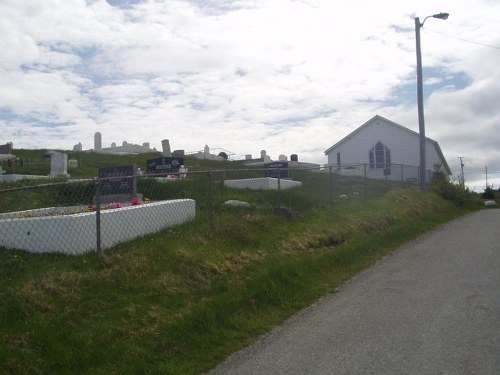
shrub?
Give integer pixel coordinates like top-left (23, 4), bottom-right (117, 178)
top-left (430, 165), bottom-right (472, 206)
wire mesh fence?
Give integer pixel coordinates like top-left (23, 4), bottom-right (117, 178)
top-left (0, 164), bottom-right (423, 256)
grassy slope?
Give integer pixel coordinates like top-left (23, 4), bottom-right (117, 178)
top-left (0, 185), bottom-right (477, 374)
top-left (1, 150), bottom-right (484, 373)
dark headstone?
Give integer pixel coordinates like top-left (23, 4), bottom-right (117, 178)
top-left (265, 162), bottom-right (289, 179)
top-left (147, 157), bottom-right (184, 175)
top-left (98, 165), bottom-right (136, 197)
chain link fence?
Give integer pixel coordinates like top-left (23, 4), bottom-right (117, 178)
top-left (0, 164), bottom-right (423, 257)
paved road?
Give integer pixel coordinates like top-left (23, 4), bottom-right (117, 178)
top-left (210, 209), bottom-right (500, 374)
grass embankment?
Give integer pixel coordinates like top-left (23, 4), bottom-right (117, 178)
top-left (0, 187), bottom-right (477, 374)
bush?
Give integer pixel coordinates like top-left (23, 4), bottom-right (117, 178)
top-left (430, 166), bottom-right (472, 206)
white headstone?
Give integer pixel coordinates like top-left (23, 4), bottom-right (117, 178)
top-left (162, 139), bottom-right (172, 157)
top-left (204, 145), bottom-right (210, 156)
top-left (94, 132), bottom-right (102, 152)
top-left (48, 151), bottom-right (68, 176)
top-left (279, 154), bottom-right (287, 161)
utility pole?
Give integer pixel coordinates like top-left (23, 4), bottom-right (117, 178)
top-left (458, 157), bottom-right (465, 188)
top-left (414, 12), bottom-right (449, 190)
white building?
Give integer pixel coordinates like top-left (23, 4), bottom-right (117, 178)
top-left (324, 115), bottom-right (451, 183)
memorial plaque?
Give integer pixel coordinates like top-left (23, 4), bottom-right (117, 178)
top-left (265, 162), bottom-right (289, 179)
top-left (146, 157), bottom-right (184, 175)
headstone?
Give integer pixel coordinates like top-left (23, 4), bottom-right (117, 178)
top-left (265, 161), bottom-right (289, 179)
top-left (73, 142), bottom-right (82, 152)
top-left (173, 149), bottom-right (185, 157)
top-left (47, 151), bottom-right (68, 176)
top-left (245, 154), bottom-right (252, 160)
top-left (94, 132), bottom-right (102, 152)
top-left (290, 154), bottom-right (298, 162)
top-left (162, 139), bottom-right (172, 157)
top-left (204, 145), bottom-right (210, 156)
top-left (68, 159), bottom-right (78, 168)
top-left (147, 156), bottom-right (184, 175)
top-left (98, 165), bottom-right (139, 204)
top-left (279, 154), bottom-right (287, 161)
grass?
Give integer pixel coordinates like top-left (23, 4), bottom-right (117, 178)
top-left (0, 184), bottom-right (478, 374)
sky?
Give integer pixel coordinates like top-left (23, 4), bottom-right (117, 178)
top-left (1, 0), bottom-right (499, 191)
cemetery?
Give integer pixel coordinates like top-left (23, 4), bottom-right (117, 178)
top-left (0, 140), bottom-right (314, 256)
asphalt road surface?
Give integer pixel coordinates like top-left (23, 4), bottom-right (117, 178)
top-left (210, 209), bottom-right (500, 374)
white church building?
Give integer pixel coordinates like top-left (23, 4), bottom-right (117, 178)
top-left (324, 115), bottom-right (451, 183)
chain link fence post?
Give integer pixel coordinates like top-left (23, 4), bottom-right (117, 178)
top-left (364, 163), bottom-right (368, 199)
top-left (329, 165), bottom-right (334, 204)
top-left (94, 177), bottom-right (102, 261)
top-left (277, 169), bottom-right (281, 210)
top-left (207, 170), bottom-right (214, 231)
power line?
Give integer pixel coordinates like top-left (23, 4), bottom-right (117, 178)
top-left (426, 27), bottom-right (500, 50)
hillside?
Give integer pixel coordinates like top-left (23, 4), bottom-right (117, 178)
top-left (0, 150), bottom-right (481, 374)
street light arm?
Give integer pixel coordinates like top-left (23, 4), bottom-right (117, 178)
top-left (419, 12), bottom-right (449, 28)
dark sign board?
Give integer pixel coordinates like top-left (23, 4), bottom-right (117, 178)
top-left (265, 162), bottom-right (289, 179)
top-left (98, 165), bottom-right (135, 196)
top-left (146, 157), bottom-right (184, 175)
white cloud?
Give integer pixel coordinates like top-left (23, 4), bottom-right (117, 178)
top-left (1, 0), bottom-right (499, 190)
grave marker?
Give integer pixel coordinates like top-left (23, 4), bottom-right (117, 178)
top-left (147, 156), bottom-right (184, 176)
top-left (265, 161), bottom-right (289, 179)
top-left (97, 165), bottom-right (140, 204)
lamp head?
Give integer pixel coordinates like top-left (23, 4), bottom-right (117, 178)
top-left (433, 12), bottom-right (449, 20)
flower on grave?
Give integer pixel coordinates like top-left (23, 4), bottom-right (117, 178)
top-left (110, 202), bottom-right (124, 209)
top-left (87, 204), bottom-right (95, 212)
top-left (131, 197), bottom-right (142, 206)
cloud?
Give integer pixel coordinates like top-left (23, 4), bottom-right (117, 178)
top-left (1, 0), bottom-right (499, 191)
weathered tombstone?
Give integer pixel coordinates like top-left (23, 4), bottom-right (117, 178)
top-left (162, 139), bottom-right (172, 157)
top-left (147, 156), bottom-right (184, 176)
top-left (279, 154), bottom-right (287, 161)
top-left (47, 151), bottom-right (68, 176)
top-left (97, 165), bottom-right (139, 204)
top-left (173, 149), bottom-right (185, 157)
top-left (94, 132), bottom-right (102, 152)
top-left (265, 161), bottom-right (289, 179)
top-left (290, 154), bottom-right (298, 162)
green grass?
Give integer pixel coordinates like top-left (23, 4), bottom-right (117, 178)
top-left (1, 150), bottom-right (483, 373)
top-left (0, 184), bottom-right (478, 374)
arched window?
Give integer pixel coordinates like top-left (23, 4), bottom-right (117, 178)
top-left (369, 141), bottom-right (391, 169)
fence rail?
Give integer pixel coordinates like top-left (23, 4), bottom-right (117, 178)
top-left (0, 164), bottom-right (425, 257)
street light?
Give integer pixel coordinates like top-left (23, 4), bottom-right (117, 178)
top-left (415, 12), bottom-right (449, 189)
